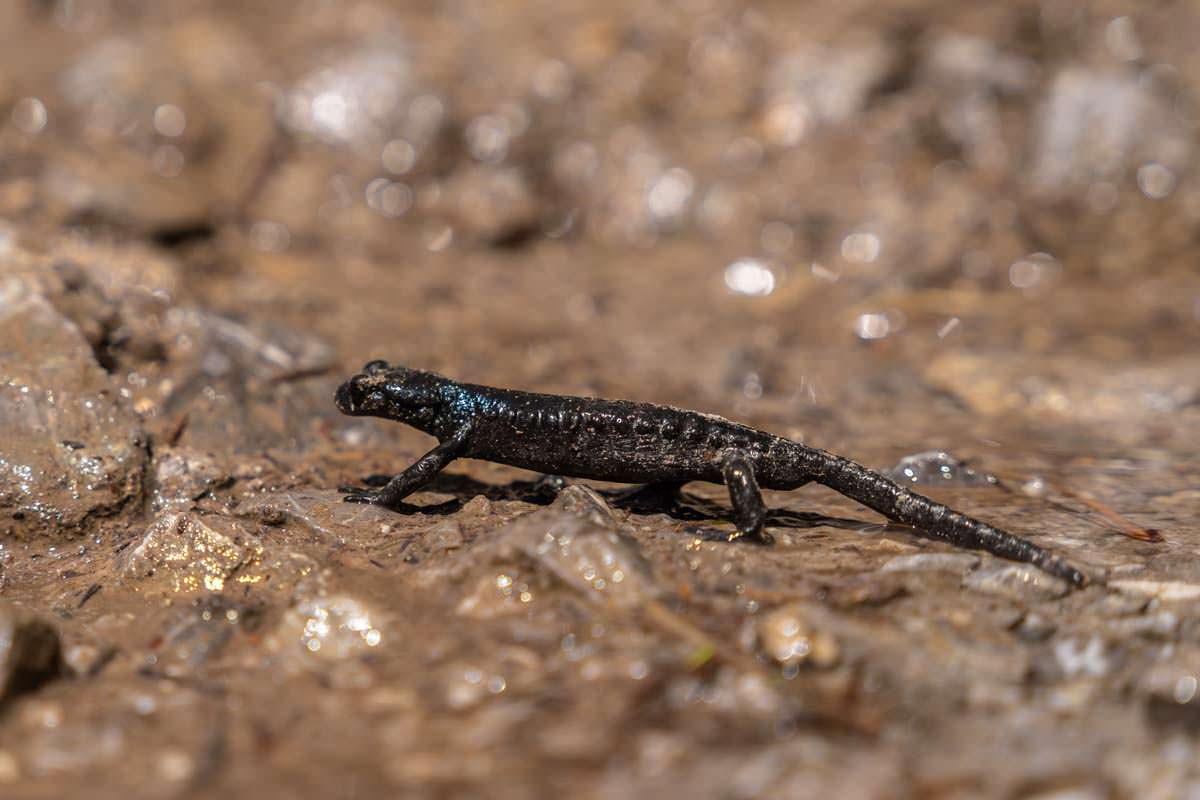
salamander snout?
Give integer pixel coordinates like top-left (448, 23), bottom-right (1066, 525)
top-left (334, 374), bottom-right (385, 416)
top-left (335, 363), bottom-right (446, 429)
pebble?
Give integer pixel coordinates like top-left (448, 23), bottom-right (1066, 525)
top-left (277, 595), bottom-right (386, 664)
top-left (489, 487), bottom-right (656, 608)
top-left (963, 563), bottom-right (1069, 601)
top-left (880, 553), bottom-right (980, 574)
top-left (756, 604), bottom-right (841, 669)
top-left (121, 512), bottom-right (250, 595)
top-left (1110, 580), bottom-right (1200, 602)
top-left (0, 601), bottom-right (61, 704)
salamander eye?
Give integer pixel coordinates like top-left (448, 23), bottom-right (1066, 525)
top-left (362, 359), bottom-right (390, 375)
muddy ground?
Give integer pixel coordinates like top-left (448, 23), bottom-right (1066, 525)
top-left (1, 1), bottom-right (1199, 798)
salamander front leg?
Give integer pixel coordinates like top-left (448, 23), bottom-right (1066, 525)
top-left (721, 452), bottom-right (772, 544)
top-left (342, 425), bottom-right (471, 510)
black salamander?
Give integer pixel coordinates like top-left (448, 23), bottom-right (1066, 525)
top-left (334, 361), bottom-right (1089, 587)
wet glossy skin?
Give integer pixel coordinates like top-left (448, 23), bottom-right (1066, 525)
top-left (335, 361), bottom-right (1089, 587)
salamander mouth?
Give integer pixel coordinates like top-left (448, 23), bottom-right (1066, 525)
top-left (335, 372), bottom-right (391, 416)
top-left (334, 381), bottom-right (356, 414)
top-left (335, 379), bottom-right (372, 415)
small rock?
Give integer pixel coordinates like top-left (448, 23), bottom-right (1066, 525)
top-left (1052, 636), bottom-right (1111, 679)
top-left (47, 22), bottom-right (276, 233)
top-left (1137, 645), bottom-right (1200, 705)
top-left (428, 520), bottom-right (465, 550)
top-left (0, 269), bottom-right (147, 538)
top-left (454, 486), bottom-right (655, 618)
top-left (152, 446), bottom-right (229, 511)
top-left (1106, 610), bottom-right (1179, 640)
top-left (61, 643), bottom-right (113, 678)
top-left (963, 563), bottom-right (1069, 601)
top-left (124, 510), bottom-right (318, 602)
top-left (824, 574), bottom-right (907, 608)
top-left (121, 512), bottom-right (250, 595)
top-left (491, 487), bottom-right (656, 608)
top-left (1110, 580), bottom-right (1200, 602)
top-left (1012, 613), bottom-right (1057, 642)
top-left (455, 568), bottom-right (540, 619)
top-left (551, 484), bottom-right (620, 528)
top-left (238, 490), bottom-right (396, 542)
top-left (756, 604), bottom-right (840, 669)
top-left (880, 553), bottom-right (980, 574)
top-left (1093, 590), bottom-right (1150, 616)
top-left (0, 601), bottom-right (62, 705)
top-left (460, 495), bottom-right (493, 518)
top-left (276, 595), bottom-right (385, 663)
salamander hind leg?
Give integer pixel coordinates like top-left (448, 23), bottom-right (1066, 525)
top-left (721, 452), bottom-right (772, 544)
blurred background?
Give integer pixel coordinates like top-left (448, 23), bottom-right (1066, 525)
top-left (1, 1), bottom-right (1199, 797)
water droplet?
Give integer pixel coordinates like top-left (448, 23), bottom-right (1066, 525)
top-left (290, 596), bottom-right (384, 659)
top-left (1009, 252), bottom-right (1059, 290)
top-left (1053, 636), bottom-right (1109, 678)
top-left (1137, 162), bottom-right (1176, 199)
top-left (365, 178), bottom-right (413, 218)
top-left (647, 168), bottom-right (694, 221)
top-left (840, 231), bottom-right (880, 263)
top-left (11, 97), bottom-right (48, 135)
top-left (312, 92), bottom-right (349, 135)
top-left (882, 451), bottom-right (997, 487)
top-left (724, 258), bottom-right (776, 297)
top-left (465, 114), bottom-right (513, 163)
top-left (381, 138), bottom-right (416, 174)
top-left (1174, 675), bottom-right (1198, 704)
top-left (1021, 476), bottom-right (1048, 497)
top-left (853, 312), bottom-right (889, 340)
top-left (532, 59), bottom-right (572, 102)
top-left (764, 102), bottom-right (810, 146)
top-left (157, 749), bottom-right (194, 782)
top-left (152, 104), bottom-right (186, 138)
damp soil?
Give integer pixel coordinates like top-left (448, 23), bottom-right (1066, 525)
top-left (1, 1), bottom-right (1200, 798)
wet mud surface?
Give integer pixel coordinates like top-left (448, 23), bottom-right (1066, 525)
top-left (1, 1), bottom-right (1199, 797)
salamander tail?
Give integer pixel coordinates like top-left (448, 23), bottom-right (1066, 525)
top-left (813, 454), bottom-right (1092, 589)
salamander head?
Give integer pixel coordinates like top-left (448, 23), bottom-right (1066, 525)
top-left (335, 361), bottom-right (446, 430)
